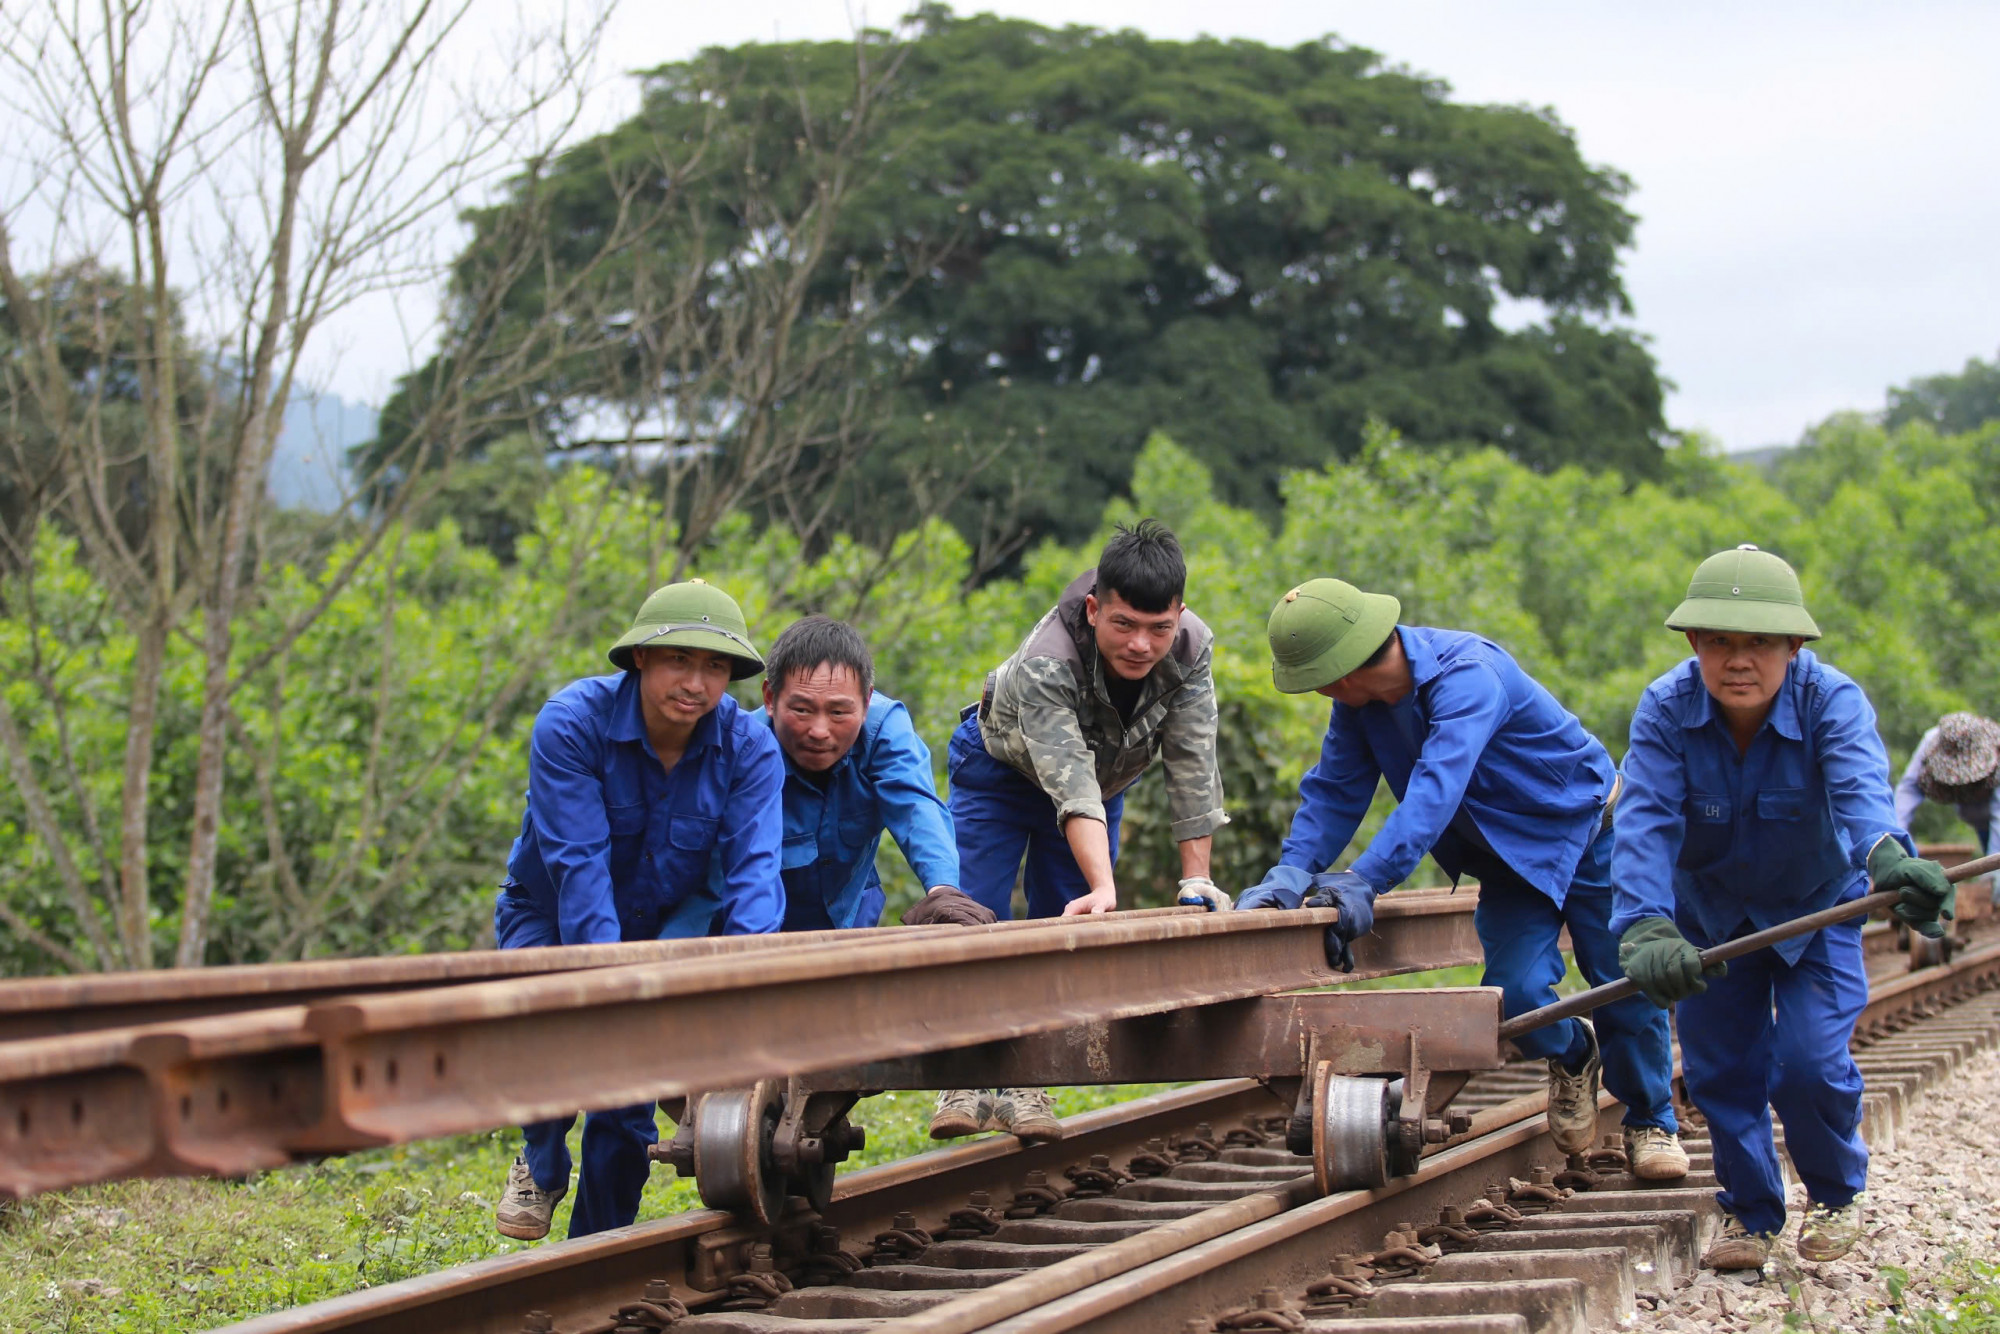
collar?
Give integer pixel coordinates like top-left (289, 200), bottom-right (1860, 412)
top-left (1395, 626), bottom-right (1438, 689)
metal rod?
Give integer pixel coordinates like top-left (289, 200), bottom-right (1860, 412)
top-left (1498, 849), bottom-right (2000, 1041)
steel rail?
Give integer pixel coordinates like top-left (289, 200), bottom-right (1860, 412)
top-left (0, 895), bottom-right (1480, 1197)
top-left (1500, 849), bottom-right (2000, 1041)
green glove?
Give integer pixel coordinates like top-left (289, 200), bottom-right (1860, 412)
top-left (1868, 839), bottom-right (1956, 940)
top-left (1618, 916), bottom-right (1726, 1009)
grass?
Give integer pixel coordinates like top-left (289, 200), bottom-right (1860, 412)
top-left (0, 955), bottom-right (1575, 1333)
top-left (1884, 1259), bottom-right (2000, 1332)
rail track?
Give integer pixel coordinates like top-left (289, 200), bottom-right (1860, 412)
top-left (175, 850), bottom-right (1998, 1334)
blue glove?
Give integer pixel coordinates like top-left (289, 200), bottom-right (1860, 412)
top-left (1306, 870), bottom-right (1378, 973)
top-left (1236, 864), bottom-right (1312, 911)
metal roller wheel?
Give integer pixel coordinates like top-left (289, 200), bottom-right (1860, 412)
top-left (1909, 931), bottom-right (1948, 971)
top-left (691, 1080), bottom-right (786, 1226)
top-left (1311, 1070), bottom-right (1397, 1194)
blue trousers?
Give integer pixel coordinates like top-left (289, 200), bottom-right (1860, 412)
top-left (947, 714), bottom-right (1124, 920)
top-left (1461, 826), bottom-right (1677, 1132)
top-left (494, 893), bottom-right (659, 1239)
top-left (1677, 916), bottom-right (1868, 1235)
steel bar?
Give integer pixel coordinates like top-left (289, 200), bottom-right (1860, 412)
top-left (796, 988), bottom-right (1503, 1092)
top-left (1499, 849), bottom-right (2000, 1041)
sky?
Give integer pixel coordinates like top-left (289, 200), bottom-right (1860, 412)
top-left (322, 0), bottom-right (2000, 452)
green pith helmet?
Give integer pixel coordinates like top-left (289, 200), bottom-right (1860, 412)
top-left (1665, 544), bottom-right (1821, 640)
top-left (1266, 578), bottom-right (1401, 694)
top-left (607, 579), bottom-right (765, 679)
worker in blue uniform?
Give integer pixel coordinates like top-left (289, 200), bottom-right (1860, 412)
top-left (670, 614), bottom-right (984, 933)
top-left (1250, 578), bottom-right (1685, 1179)
top-left (491, 579), bottom-right (783, 1242)
top-left (1613, 544), bottom-right (1955, 1270)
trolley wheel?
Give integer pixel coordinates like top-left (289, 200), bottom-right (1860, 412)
top-left (691, 1080), bottom-right (786, 1226)
top-left (1311, 1066), bottom-right (1398, 1194)
top-left (1909, 931), bottom-right (1948, 971)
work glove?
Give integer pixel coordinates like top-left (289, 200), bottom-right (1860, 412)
top-left (901, 887), bottom-right (998, 927)
top-left (1618, 916), bottom-right (1725, 1008)
top-left (1305, 870), bottom-right (1377, 973)
top-left (1236, 864), bottom-right (1312, 911)
top-left (1868, 839), bottom-right (1955, 941)
top-left (1176, 876), bottom-right (1232, 911)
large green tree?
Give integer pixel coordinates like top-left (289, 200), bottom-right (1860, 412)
top-left (1886, 351), bottom-right (2000, 436)
top-left (380, 6), bottom-right (1665, 569)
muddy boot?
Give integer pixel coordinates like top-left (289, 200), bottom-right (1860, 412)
top-left (928, 1088), bottom-right (994, 1140)
top-left (1700, 1215), bottom-right (1775, 1271)
top-left (1545, 1022), bottom-right (1602, 1155)
top-left (995, 1087), bottom-right (1064, 1144)
top-left (495, 1155), bottom-right (566, 1241)
top-left (1623, 1125), bottom-right (1690, 1180)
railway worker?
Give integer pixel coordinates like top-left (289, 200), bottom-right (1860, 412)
top-left (1250, 578), bottom-right (1687, 1183)
top-left (1894, 712), bottom-right (2000, 896)
top-left (491, 579), bottom-right (784, 1243)
top-left (931, 519), bottom-right (1229, 1144)
top-left (669, 613), bottom-right (987, 933)
top-left (1612, 544), bottom-right (1954, 1269)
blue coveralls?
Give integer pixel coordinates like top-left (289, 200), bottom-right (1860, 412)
top-left (495, 675), bottom-right (783, 1238)
top-left (670, 693), bottom-right (961, 932)
top-left (1613, 650), bottom-right (1909, 1235)
top-left (947, 711), bottom-right (1127, 920)
top-left (1281, 627), bottom-right (1676, 1130)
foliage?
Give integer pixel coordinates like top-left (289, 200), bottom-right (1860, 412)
top-left (1886, 351), bottom-right (2000, 436)
top-left (1884, 1259), bottom-right (2000, 1332)
top-left (388, 5), bottom-right (1666, 571)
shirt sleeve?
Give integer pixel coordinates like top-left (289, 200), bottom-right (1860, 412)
top-left (1279, 702), bottom-right (1381, 874)
top-left (870, 701), bottom-right (961, 890)
top-left (1814, 675), bottom-right (1915, 868)
top-left (1893, 730), bottom-right (1930, 831)
top-left (707, 726), bottom-right (787, 935)
top-left (1158, 640), bottom-right (1228, 841)
top-left (1350, 660), bottom-right (1509, 891)
top-left (1010, 656), bottom-right (1109, 826)
top-left (525, 700), bottom-right (622, 947)
top-left (1609, 698), bottom-right (1688, 935)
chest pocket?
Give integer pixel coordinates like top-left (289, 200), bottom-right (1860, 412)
top-left (781, 832), bottom-right (820, 871)
top-left (642, 812), bottom-right (717, 910)
top-left (1756, 788), bottom-right (1807, 822)
top-left (837, 812), bottom-right (880, 857)
top-left (1677, 793), bottom-right (1732, 870)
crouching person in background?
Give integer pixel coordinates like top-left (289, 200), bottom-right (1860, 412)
top-left (491, 580), bottom-right (783, 1242)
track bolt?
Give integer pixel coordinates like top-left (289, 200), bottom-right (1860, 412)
top-left (1485, 1184), bottom-right (1509, 1204)
top-left (892, 1213), bottom-right (918, 1232)
top-left (521, 1314), bottom-right (555, 1334)
top-left (748, 1243), bottom-right (777, 1273)
top-left (1090, 1154), bottom-right (1112, 1169)
top-left (1530, 1165), bottom-right (1556, 1187)
top-left (1439, 1207), bottom-right (1468, 1228)
top-left (1196, 1123), bottom-right (1216, 1140)
top-left (1448, 1112), bottom-right (1473, 1135)
top-left (1423, 1117), bottom-right (1450, 1144)
top-left (969, 1190), bottom-right (991, 1208)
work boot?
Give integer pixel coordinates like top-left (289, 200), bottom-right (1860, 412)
top-left (995, 1087), bottom-right (1064, 1143)
top-left (1796, 1200), bottom-right (1863, 1262)
top-left (1623, 1125), bottom-right (1690, 1180)
top-left (495, 1155), bottom-right (565, 1241)
top-left (928, 1088), bottom-right (994, 1140)
top-left (1545, 1022), bottom-right (1602, 1155)
top-left (1700, 1215), bottom-right (1776, 1271)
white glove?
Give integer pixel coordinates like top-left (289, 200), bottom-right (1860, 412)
top-left (1176, 876), bottom-right (1232, 911)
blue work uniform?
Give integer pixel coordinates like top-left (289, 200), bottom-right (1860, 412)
top-left (1281, 626), bottom-right (1674, 1130)
top-left (667, 692), bottom-right (961, 932)
top-left (1613, 650), bottom-right (1910, 1236)
top-left (494, 673), bottom-right (783, 1238)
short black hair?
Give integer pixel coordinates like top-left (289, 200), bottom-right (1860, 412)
top-left (1096, 519), bottom-right (1185, 613)
top-left (764, 615), bottom-right (875, 697)
top-left (1358, 627), bottom-right (1397, 671)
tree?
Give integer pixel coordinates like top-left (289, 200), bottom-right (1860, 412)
top-left (0, 0), bottom-right (651, 968)
top-left (1886, 351), bottom-right (2000, 436)
top-left (430, 6), bottom-right (1666, 574)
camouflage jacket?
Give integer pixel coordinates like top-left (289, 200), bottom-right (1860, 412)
top-left (978, 570), bottom-right (1226, 840)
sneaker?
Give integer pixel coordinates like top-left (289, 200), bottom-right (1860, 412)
top-left (1623, 1126), bottom-right (1690, 1180)
top-left (495, 1155), bottom-right (565, 1240)
top-left (928, 1088), bottom-right (994, 1140)
top-left (994, 1087), bottom-right (1065, 1143)
top-left (1545, 1022), bottom-right (1602, 1155)
top-left (1700, 1215), bottom-right (1776, 1271)
top-left (1796, 1200), bottom-right (1863, 1262)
